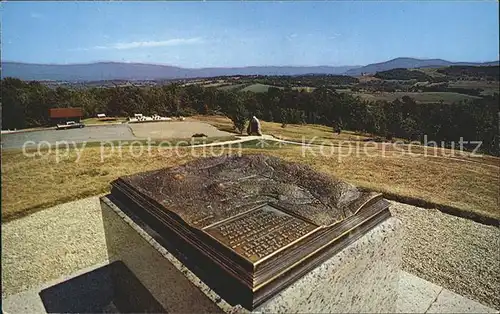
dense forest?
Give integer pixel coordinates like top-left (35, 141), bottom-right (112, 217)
top-left (1, 77), bottom-right (499, 155)
top-left (374, 68), bottom-right (432, 81)
top-left (373, 66), bottom-right (500, 82)
top-left (414, 83), bottom-right (484, 96)
top-left (247, 74), bottom-right (359, 87)
top-left (437, 66), bottom-right (500, 81)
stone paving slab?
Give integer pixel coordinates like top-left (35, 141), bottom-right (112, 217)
top-left (2, 262), bottom-right (110, 314)
top-left (397, 272), bottom-right (498, 313)
top-left (427, 289), bottom-right (498, 314)
top-left (396, 271), bottom-right (443, 313)
top-left (2, 290), bottom-right (47, 314)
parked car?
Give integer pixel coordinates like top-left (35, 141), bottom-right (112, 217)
top-left (56, 121), bottom-right (85, 130)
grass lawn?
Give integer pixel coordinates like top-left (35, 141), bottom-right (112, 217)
top-left (2, 116), bottom-right (498, 224)
top-left (2, 138), bottom-right (498, 223)
top-left (191, 115), bottom-right (373, 143)
top-left (350, 92), bottom-right (482, 104)
top-left (191, 115), bottom-right (500, 166)
top-left (193, 115), bottom-right (500, 220)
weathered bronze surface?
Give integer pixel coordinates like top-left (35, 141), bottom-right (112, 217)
top-left (118, 154), bottom-right (379, 228)
top-left (205, 203), bottom-right (319, 263)
top-left (109, 154), bottom-right (391, 310)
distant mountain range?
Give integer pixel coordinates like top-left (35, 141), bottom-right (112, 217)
top-left (345, 57), bottom-right (498, 76)
top-left (1, 58), bottom-right (498, 81)
top-left (0, 62), bottom-right (359, 81)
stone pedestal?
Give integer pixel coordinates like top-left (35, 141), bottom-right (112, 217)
top-left (101, 196), bottom-right (403, 313)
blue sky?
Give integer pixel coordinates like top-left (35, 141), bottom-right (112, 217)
top-left (2, 1), bottom-right (499, 67)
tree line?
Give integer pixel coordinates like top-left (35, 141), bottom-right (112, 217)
top-left (374, 68), bottom-right (432, 81)
top-left (414, 84), bottom-right (483, 96)
top-left (374, 66), bottom-right (499, 82)
top-left (2, 77), bottom-right (498, 155)
top-left (437, 66), bottom-right (499, 81)
top-left (245, 74), bottom-right (359, 88)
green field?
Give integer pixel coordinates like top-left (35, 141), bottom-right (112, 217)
top-left (217, 83), bottom-right (246, 91)
top-left (418, 67), bottom-right (447, 77)
top-left (292, 86), bottom-right (316, 92)
top-left (241, 83), bottom-right (283, 92)
top-left (334, 88), bottom-right (351, 93)
top-left (448, 80), bottom-right (500, 96)
top-left (350, 91), bottom-right (482, 104)
top-left (202, 82), bottom-right (226, 88)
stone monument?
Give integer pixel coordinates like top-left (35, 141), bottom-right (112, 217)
top-left (101, 154), bottom-right (402, 313)
top-left (247, 116), bottom-right (262, 136)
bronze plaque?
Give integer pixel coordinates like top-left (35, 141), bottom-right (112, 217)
top-left (204, 204), bottom-right (319, 263)
top-left (109, 154), bottom-right (392, 310)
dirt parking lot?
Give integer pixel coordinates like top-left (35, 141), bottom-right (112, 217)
top-left (1, 125), bottom-right (137, 149)
top-left (1, 122), bottom-right (234, 149)
top-left (128, 121), bottom-right (233, 139)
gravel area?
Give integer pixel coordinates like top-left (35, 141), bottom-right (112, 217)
top-left (128, 121), bottom-right (233, 139)
top-left (1, 196), bottom-right (108, 297)
top-left (390, 201), bottom-right (500, 310)
top-left (1, 125), bottom-right (137, 149)
top-left (2, 195), bottom-right (498, 312)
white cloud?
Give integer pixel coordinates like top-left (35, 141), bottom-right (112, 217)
top-left (286, 33), bottom-right (299, 41)
top-left (30, 12), bottom-right (43, 19)
top-left (91, 37), bottom-right (204, 50)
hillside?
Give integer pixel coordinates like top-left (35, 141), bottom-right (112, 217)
top-left (346, 58), bottom-right (498, 76)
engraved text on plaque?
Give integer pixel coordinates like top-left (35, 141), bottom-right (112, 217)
top-left (204, 204), bottom-right (319, 263)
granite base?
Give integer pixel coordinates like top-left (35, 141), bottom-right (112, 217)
top-left (100, 195), bottom-right (403, 313)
